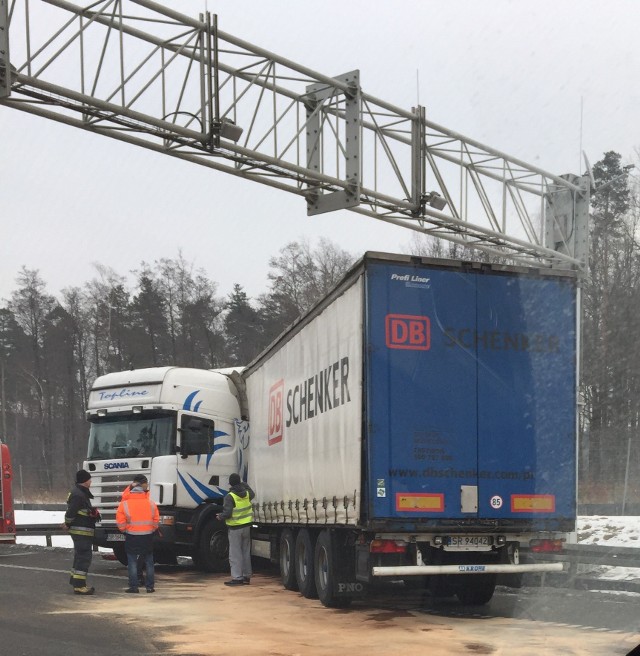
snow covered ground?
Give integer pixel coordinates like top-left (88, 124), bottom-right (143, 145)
top-left (577, 515), bottom-right (640, 547)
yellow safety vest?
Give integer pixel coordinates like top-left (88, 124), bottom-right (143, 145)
top-left (226, 491), bottom-right (253, 527)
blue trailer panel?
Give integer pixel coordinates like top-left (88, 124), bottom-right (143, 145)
top-left (364, 259), bottom-right (576, 528)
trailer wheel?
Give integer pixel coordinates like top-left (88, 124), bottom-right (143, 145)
top-left (314, 530), bottom-right (351, 608)
top-left (456, 574), bottom-right (497, 605)
top-left (279, 529), bottom-right (298, 591)
top-left (195, 520), bottom-right (229, 572)
top-left (112, 543), bottom-right (128, 566)
top-left (294, 529), bottom-right (317, 598)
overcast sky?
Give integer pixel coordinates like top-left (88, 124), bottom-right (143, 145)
top-left (0, 0), bottom-right (637, 304)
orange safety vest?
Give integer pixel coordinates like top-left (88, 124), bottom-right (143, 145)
top-left (116, 489), bottom-right (159, 536)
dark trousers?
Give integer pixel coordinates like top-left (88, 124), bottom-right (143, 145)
top-left (125, 533), bottom-right (155, 590)
top-left (70, 535), bottom-right (93, 589)
top-left (127, 550), bottom-right (154, 590)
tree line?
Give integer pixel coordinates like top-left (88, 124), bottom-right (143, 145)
top-left (0, 238), bottom-right (354, 496)
top-left (2, 151), bottom-right (639, 506)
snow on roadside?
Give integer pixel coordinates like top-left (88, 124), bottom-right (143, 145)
top-left (575, 516), bottom-right (640, 582)
top-left (577, 516), bottom-right (640, 547)
top-left (14, 510), bottom-right (72, 548)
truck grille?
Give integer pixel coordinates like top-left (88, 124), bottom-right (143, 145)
top-left (88, 468), bottom-right (150, 525)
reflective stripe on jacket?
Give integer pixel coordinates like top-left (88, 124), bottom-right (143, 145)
top-left (225, 491), bottom-right (253, 527)
top-left (65, 484), bottom-right (96, 538)
top-left (115, 489), bottom-right (159, 535)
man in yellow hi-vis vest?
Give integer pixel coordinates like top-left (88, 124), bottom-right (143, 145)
top-left (217, 473), bottom-right (255, 586)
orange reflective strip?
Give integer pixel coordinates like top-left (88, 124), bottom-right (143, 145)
top-left (511, 494), bottom-right (556, 513)
top-left (395, 493), bottom-right (444, 512)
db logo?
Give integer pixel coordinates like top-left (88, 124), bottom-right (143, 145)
top-left (268, 379), bottom-right (284, 445)
top-left (385, 314), bottom-right (431, 350)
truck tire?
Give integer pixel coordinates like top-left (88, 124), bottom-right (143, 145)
top-left (113, 543), bottom-right (128, 566)
top-left (456, 574), bottom-right (497, 605)
top-left (314, 530), bottom-right (351, 608)
top-left (279, 528), bottom-right (298, 591)
top-left (195, 520), bottom-right (229, 572)
top-left (294, 529), bottom-right (317, 598)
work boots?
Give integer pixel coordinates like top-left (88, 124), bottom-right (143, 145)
top-left (73, 586), bottom-right (95, 595)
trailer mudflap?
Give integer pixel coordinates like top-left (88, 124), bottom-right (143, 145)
top-left (372, 562), bottom-right (564, 577)
top-left (328, 531), bottom-right (367, 598)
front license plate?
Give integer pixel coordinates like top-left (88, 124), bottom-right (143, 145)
top-left (107, 533), bottom-right (125, 542)
top-left (446, 536), bottom-right (492, 550)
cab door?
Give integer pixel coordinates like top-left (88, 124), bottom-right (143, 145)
top-left (175, 412), bottom-right (236, 508)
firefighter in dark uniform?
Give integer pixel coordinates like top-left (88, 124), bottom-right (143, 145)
top-left (65, 469), bottom-right (100, 595)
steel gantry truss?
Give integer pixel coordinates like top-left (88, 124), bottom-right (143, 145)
top-left (0, 0), bottom-right (589, 270)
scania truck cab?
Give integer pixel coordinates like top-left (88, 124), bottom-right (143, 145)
top-left (84, 366), bottom-right (248, 569)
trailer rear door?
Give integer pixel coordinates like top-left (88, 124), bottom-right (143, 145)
top-left (365, 261), bottom-right (478, 521)
top-left (475, 273), bottom-right (576, 520)
top-left (364, 259), bottom-right (576, 525)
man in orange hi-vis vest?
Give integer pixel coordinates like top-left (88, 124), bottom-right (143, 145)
top-left (115, 475), bottom-right (159, 593)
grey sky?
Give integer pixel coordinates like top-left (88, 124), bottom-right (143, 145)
top-left (0, 0), bottom-right (637, 304)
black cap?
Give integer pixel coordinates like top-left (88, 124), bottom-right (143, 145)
top-left (76, 469), bottom-right (91, 484)
top-left (132, 474), bottom-right (148, 484)
top-left (229, 473), bottom-right (241, 487)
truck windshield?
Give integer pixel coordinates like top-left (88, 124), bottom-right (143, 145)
top-left (87, 413), bottom-right (176, 460)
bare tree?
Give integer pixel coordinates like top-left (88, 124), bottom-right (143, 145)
top-left (265, 238), bottom-right (355, 316)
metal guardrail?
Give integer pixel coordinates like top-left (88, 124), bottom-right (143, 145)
top-left (16, 523), bottom-right (68, 547)
top-left (14, 524), bottom-right (640, 570)
top-left (522, 544), bottom-right (640, 594)
top-left (530, 543), bottom-right (640, 569)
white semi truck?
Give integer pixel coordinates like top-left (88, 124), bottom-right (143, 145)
top-left (85, 366), bottom-right (248, 568)
top-left (85, 252), bottom-right (575, 606)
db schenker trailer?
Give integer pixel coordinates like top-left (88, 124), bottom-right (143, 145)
top-left (84, 252), bottom-right (576, 606)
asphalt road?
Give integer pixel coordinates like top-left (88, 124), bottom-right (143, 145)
top-left (0, 543), bottom-right (177, 656)
top-left (1, 542), bottom-right (639, 655)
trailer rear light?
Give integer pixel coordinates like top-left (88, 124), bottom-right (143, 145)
top-left (530, 538), bottom-right (564, 553)
top-left (370, 539), bottom-right (408, 554)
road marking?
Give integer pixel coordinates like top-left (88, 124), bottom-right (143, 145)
top-left (0, 562), bottom-right (126, 579)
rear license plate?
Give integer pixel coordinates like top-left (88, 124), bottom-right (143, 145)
top-left (107, 533), bottom-right (125, 542)
top-left (446, 536), bottom-right (492, 550)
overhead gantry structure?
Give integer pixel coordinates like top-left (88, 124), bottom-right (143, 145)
top-left (0, 0), bottom-right (589, 270)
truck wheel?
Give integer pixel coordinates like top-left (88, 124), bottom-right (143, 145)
top-left (113, 543), bottom-right (128, 566)
top-left (314, 530), bottom-right (351, 608)
top-left (279, 529), bottom-right (298, 591)
top-left (456, 574), bottom-right (497, 605)
top-left (294, 529), bottom-right (317, 598)
top-left (195, 520), bottom-right (229, 572)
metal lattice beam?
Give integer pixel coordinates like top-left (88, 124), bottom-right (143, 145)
top-left (0, 0), bottom-right (590, 270)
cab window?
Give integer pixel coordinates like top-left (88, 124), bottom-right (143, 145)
top-left (180, 415), bottom-right (215, 456)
